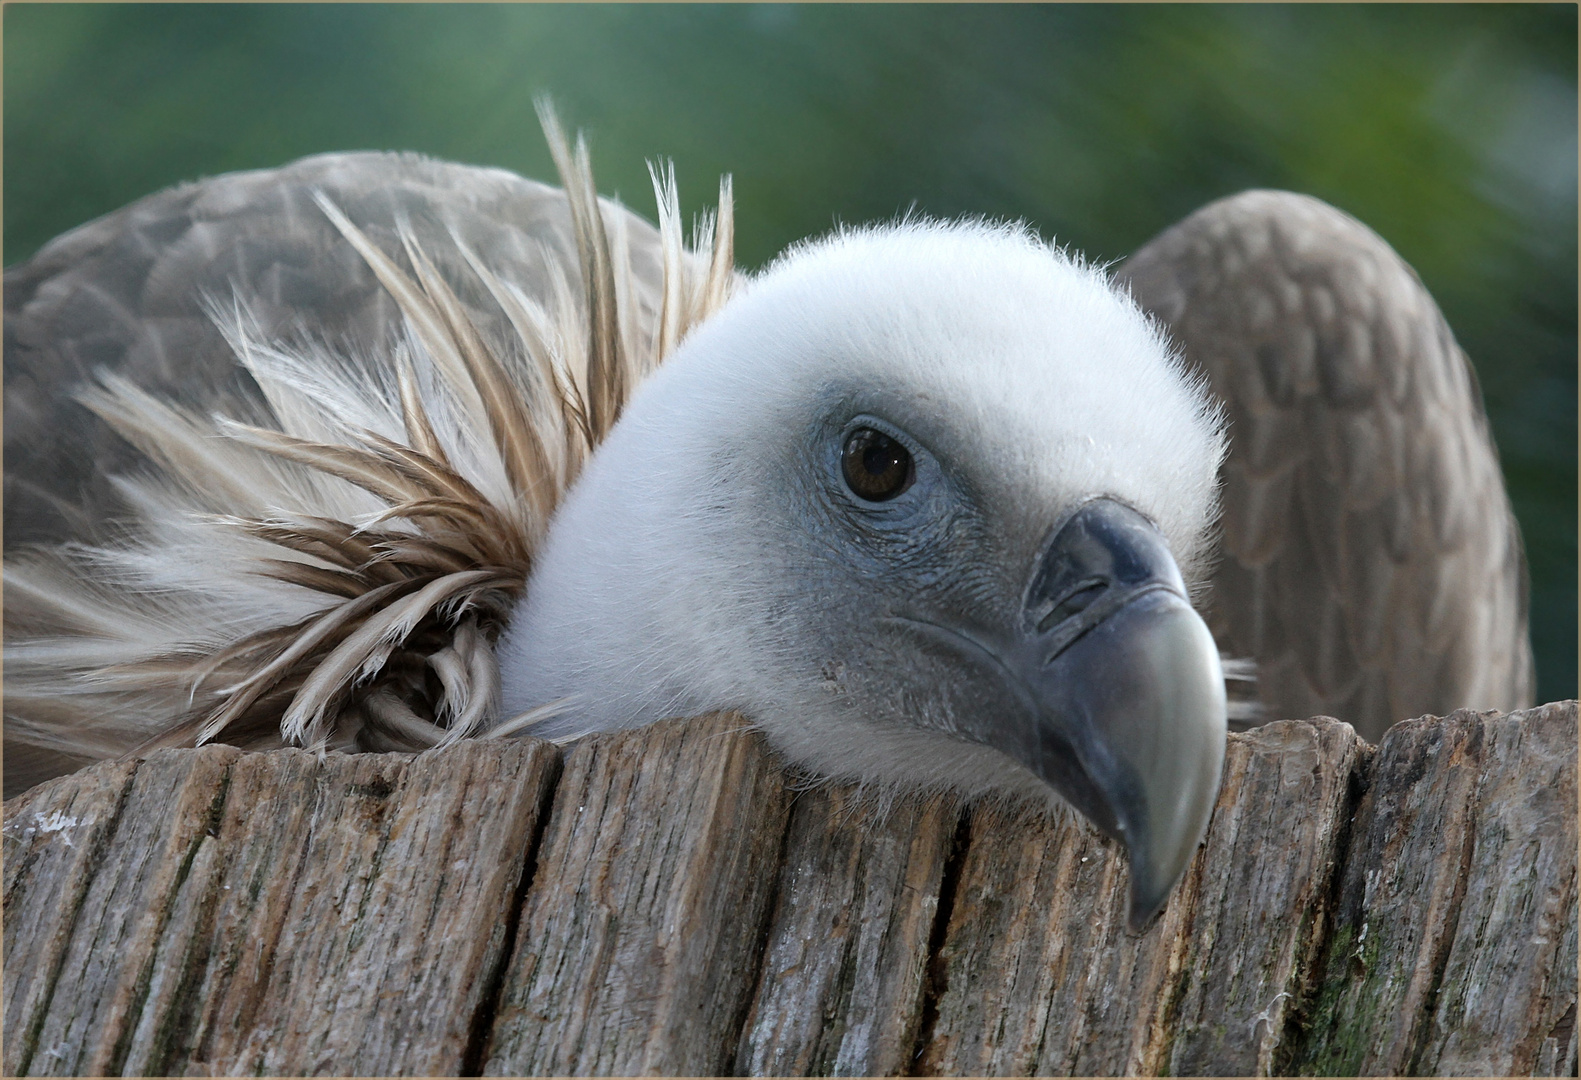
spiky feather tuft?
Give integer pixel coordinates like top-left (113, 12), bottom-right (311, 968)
top-left (4, 110), bottom-right (737, 767)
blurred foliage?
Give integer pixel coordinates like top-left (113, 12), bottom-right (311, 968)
top-left (5, 3), bottom-right (1576, 701)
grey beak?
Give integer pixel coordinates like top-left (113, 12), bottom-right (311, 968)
top-left (994, 499), bottom-right (1226, 930)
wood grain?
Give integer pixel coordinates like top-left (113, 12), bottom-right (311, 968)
top-left (4, 703), bottom-right (1574, 1076)
top-left (1166, 718), bottom-right (1368, 1077)
top-left (1293, 700), bottom-right (1579, 1076)
top-left (912, 792), bottom-right (1167, 1076)
top-left (734, 784), bottom-right (960, 1076)
top-left (4, 756), bottom-right (141, 1075)
top-left (4, 747), bottom-right (239, 1077)
top-left (916, 718), bottom-right (1366, 1077)
top-left (481, 712), bottom-right (791, 1076)
top-left (1417, 702), bottom-right (1579, 1077)
top-left (3, 739), bottom-right (560, 1077)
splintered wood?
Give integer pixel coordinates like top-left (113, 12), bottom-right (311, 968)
top-left (4, 704), bottom-right (1576, 1076)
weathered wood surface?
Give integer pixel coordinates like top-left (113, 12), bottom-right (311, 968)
top-left (3, 739), bottom-right (560, 1077)
top-left (4, 702), bottom-right (1575, 1077)
top-left (915, 717), bottom-right (1367, 1077)
top-left (736, 786), bottom-right (958, 1076)
top-left (482, 715), bottom-right (790, 1075)
top-left (1293, 703), bottom-right (1580, 1076)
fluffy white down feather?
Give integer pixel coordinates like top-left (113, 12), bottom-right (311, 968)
top-left (499, 218), bottom-right (1225, 802)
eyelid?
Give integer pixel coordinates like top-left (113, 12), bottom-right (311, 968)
top-left (839, 414), bottom-right (924, 457)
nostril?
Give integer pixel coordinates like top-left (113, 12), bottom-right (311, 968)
top-left (1038, 580), bottom-right (1107, 633)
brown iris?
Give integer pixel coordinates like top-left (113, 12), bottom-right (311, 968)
top-left (842, 427), bottom-right (915, 502)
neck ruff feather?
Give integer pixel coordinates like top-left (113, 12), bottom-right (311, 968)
top-left (5, 109), bottom-right (736, 762)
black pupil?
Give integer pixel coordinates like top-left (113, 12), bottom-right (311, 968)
top-left (842, 428), bottom-right (914, 501)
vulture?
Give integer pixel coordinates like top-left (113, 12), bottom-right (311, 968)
top-left (2, 112), bottom-right (1533, 928)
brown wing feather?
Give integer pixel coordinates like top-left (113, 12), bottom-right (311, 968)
top-left (1120, 190), bottom-right (1534, 741)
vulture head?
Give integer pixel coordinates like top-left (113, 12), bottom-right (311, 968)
top-left (501, 220), bottom-right (1229, 924)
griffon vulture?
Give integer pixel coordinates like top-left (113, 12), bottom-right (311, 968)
top-left (2, 116), bottom-right (1533, 926)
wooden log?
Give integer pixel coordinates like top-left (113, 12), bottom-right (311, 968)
top-left (1418, 704), bottom-right (1578, 1076)
top-left (3, 703), bottom-right (1574, 1077)
top-left (3, 750), bottom-right (235, 1078)
top-left (3, 740), bottom-right (560, 1077)
top-left (480, 712), bottom-right (790, 1076)
top-left (734, 785), bottom-right (960, 1076)
top-left (1290, 700), bottom-right (1579, 1076)
top-left (915, 717), bottom-right (1367, 1076)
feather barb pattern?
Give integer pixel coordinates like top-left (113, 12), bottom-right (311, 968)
top-left (4, 108), bottom-right (737, 776)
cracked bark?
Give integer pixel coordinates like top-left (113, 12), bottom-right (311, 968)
top-left (3, 704), bottom-right (1575, 1077)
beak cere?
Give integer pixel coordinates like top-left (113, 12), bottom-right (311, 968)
top-left (991, 498), bottom-right (1227, 930)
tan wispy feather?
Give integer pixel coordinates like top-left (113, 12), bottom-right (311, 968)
top-left (4, 109), bottom-right (737, 766)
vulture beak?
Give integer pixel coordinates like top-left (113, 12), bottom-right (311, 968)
top-left (989, 498), bottom-right (1226, 930)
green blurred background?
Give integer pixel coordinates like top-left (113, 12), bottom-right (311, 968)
top-left (5, 4), bottom-right (1576, 704)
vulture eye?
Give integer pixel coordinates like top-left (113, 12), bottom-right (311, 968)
top-left (842, 427), bottom-right (915, 502)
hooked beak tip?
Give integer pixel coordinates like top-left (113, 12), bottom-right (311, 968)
top-left (1012, 499), bottom-right (1227, 929)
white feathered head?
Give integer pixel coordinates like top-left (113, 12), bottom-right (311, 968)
top-left (502, 216), bottom-right (1228, 924)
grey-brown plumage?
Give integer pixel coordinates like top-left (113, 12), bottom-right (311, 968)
top-left (4, 151), bottom-right (667, 551)
top-left (1120, 191), bottom-right (1534, 741)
